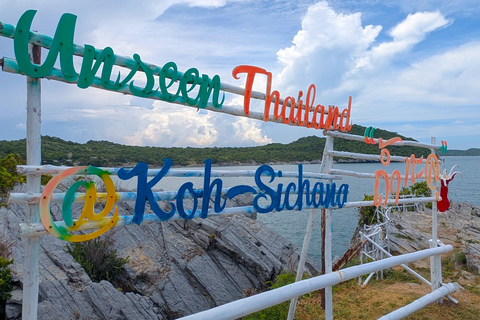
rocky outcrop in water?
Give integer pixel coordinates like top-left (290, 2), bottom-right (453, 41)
top-left (1, 186), bottom-right (320, 320)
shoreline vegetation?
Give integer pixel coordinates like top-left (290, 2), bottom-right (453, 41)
top-left (1, 124), bottom-right (478, 169)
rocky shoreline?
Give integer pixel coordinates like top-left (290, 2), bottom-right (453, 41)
top-left (1, 187), bottom-right (320, 320)
top-left (3, 181), bottom-right (479, 319)
top-left (379, 202), bottom-right (480, 273)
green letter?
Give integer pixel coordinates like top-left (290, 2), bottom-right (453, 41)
top-left (197, 74), bottom-right (225, 109)
top-left (78, 45), bottom-right (118, 89)
top-left (179, 68), bottom-right (200, 105)
top-left (14, 10), bottom-right (77, 80)
top-left (159, 62), bottom-right (181, 102)
top-left (129, 54), bottom-right (156, 97)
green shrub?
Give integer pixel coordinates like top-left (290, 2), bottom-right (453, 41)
top-left (0, 154), bottom-right (54, 206)
top-left (0, 233), bottom-right (14, 304)
top-left (0, 154), bottom-right (26, 206)
top-left (65, 233), bottom-right (129, 284)
top-left (0, 257), bottom-right (13, 301)
top-left (358, 194), bottom-right (380, 225)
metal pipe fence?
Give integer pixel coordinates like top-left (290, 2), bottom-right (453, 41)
top-left (178, 245), bottom-right (454, 320)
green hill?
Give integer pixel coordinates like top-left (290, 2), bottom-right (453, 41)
top-left (0, 124), bottom-right (432, 167)
top-left (444, 148), bottom-right (480, 156)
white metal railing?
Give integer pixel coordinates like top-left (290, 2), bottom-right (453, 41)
top-left (177, 245), bottom-right (454, 320)
top-left (323, 130), bottom-right (440, 150)
top-left (378, 283), bottom-right (459, 320)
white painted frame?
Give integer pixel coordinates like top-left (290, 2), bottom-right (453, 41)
top-left (1, 16), bottom-right (450, 320)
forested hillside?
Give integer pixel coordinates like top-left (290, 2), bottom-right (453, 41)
top-left (0, 124), bottom-right (432, 167)
top-left (444, 148), bottom-right (480, 156)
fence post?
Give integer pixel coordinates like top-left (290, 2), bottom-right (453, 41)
top-left (429, 137), bottom-right (442, 302)
top-left (22, 43), bottom-right (42, 320)
top-left (287, 209), bottom-right (317, 320)
top-left (320, 134), bottom-right (334, 320)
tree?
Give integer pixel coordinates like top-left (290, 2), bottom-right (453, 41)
top-left (0, 154), bottom-right (26, 206)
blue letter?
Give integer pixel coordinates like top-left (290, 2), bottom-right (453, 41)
top-left (337, 184), bottom-right (349, 208)
top-left (177, 182), bottom-right (199, 219)
top-left (253, 165), bottom-right (276, 213)
top-left (118, 160), bottom-right (175, 224)
top-left (201, 159), bottom-right (227, 218)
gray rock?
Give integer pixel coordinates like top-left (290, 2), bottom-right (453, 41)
top-left (5, 288), bottom-right (22, 320)
top-left (465, 243), bottom-right (480, 274)
top-left (353, 202), bottom-right (480, 274)
top-left (3, 185), bottom-right (320, 319)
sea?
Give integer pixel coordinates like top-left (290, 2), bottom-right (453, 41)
top-left (115, 156), bottom-right (479, 265)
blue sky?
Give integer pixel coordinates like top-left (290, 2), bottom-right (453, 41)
top-left (1, 0), bottom-right (480, 150)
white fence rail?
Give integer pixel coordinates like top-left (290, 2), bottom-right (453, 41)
top-left (178, 245), bottom-right (454, 320)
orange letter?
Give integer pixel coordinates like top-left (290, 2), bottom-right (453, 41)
top-left (232, 65), bottom-right (270, 117)
top-left (304, 84), bottom-right (315, 128)
top-left (390, 170), bottom-right (402, 205)
top-left (313, 104), bottom-right (326, 129)
top-left (268, 90), bottom-right (282, 120)
top-left (339, 96), bottom-right (353, 132)
top-left (324, 105), bottom-right (339, 130)
top-left (282, 96), bottom-right (295, 124)
top-left (374, 170), bottom-right (389, 207)
top-left (295, 91), bottom-right (304, 126)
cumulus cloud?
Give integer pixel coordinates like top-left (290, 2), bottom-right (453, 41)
top-left (275, 1), bottom-right (382, 98)
top-left (274, 2), bottom-right (452, 103)
top-left (123, 102), bottom-right (217, 146)
top-left (360, 11), bottom-right (451, 70)
top-left (232, 118), bottom-right (273, 144)
top-left (123, 101), bottom-right (272, 147)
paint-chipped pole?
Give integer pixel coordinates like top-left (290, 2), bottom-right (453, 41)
top-left (287, 134), bottom-right (335, 320)
top-left (23, 43), bottom-right (41, 320)
top-left (430, 137), bottom-right (442, 302)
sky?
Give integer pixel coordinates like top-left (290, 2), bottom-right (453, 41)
top-left (1, 0), bottom-right (480, 150)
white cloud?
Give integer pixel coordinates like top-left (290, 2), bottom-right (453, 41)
top-left (362, 11), bottom-right (451, 69)
top-left (275, 1), bottom-right (382, 98)
top-left (15, 123), bottom-right (26, 130)
top-left (232, 118), bottom-right (273, 144)
top-left (125, 101), bottom-right (218, 146)
top-left (389, 11), bottom-right (451, 42)
top-left (274, 4), bottom-right (452, 103)
top-left (123, 100), bottom-right (273, 147)
top-left (355, 41), bottom-right (480, 124)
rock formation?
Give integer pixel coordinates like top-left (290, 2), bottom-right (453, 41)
top-left (364, 202), bottom-right (480, 273)
top-left (1, 186), bottom-right (320, 320)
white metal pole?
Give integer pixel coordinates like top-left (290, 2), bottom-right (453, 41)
top-left (378, 283), bottom-right (458, 320)
top-left (324, 207), bottom-right (333, 319)
top-left (320, 134), bottom-right (334, 320)
top-left (429, 137), bottom-right (442, 302)
top-left (23, 43), bottom-right (41, 320)
top-left (287, 209), bottom-right (317, 320)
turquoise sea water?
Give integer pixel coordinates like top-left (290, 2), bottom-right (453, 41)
top-left (116, 156), bottom-right (479, 264)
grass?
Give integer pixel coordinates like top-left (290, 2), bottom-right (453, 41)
top-left (244, 252), bottom-right (480, 320)
top-left (293, 278), bottom-right (480, 320)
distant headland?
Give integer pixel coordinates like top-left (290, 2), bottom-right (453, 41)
top-left (0, 124), bottom-right (476, 168)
